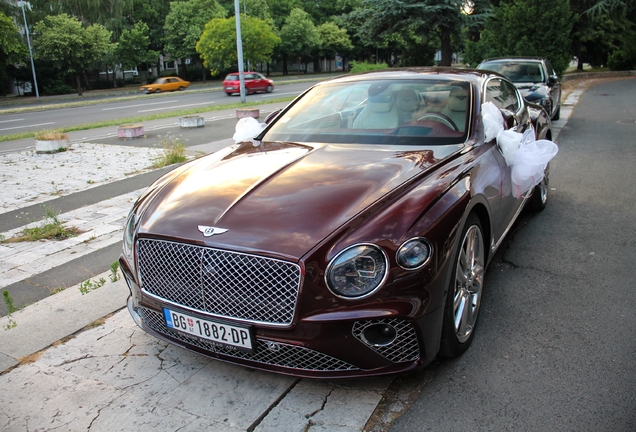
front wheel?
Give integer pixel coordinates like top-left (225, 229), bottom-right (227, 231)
top-left (527, 164), bottom-right (550, 212)
top-left (266, 85), bottom-right (273, 93)
top-left (439, 213), bottom-right (485, 358)
top-left (552, 105), bottom-right (561, 121)
top-left (155, 88), bottom-right (161, 93)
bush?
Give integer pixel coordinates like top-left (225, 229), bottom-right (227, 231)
top-left (42, 80), bottom-right (75, 96)
top-left (91, 80), bottom-right (115, 90)
top-left (608, 46), bottom-right (636, 71)
top-left (349, 61), bottom-right (389, 74)
top-left (34, 129), bottom-right (69, 140)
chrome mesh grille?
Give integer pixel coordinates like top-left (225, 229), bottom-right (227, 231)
top-left (137, 239), bottom-right (301, 325)
top-left (138, 307), bottom-right (358, 372)
top-left (352, 319), bottom-right (420, 363)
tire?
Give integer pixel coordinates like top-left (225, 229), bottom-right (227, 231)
top-left (155, 88), bottom-right (161, 93)
top-left (226, 92), bottom-right (233, 96)
top-left (527, 164), bottom-right (550, 212)
top-left (439, 213), bottom-right (485, 358)
top-left (552, 105), bottom-right (560, 121)
top-left (178, 86), bottom-right (185, 91)
top-left (266, 85), bottom-right (273, 93)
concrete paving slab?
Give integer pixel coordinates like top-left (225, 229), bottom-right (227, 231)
top-left (0, 270), bottom-right (128, 365)
top-left (159, 361), bottom-right (299, 430)
top-left (0, 363), bottom-right (125, 432)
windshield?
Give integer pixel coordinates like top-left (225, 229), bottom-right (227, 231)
top-left (261, 79), bottom-right (470, 146)
top-left (478, 62), bottom-right (544, 84)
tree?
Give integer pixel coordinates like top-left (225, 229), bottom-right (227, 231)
top-left (33, 14), bottom-right (114, 96)
top-left (570, 0), bottom-right (635, 69)
top-left (279, 8), bottom-right (321, 74)
top-left (29, 0), bottom-right (135, 39)
top-left (116, 22), bottom-right (159, 70)
top-left (196, 15), bottom-right (280, 74)
top-left (464, 0), bottom-right (573, 75)
top-left (348, 0), bottom-right (468, 66)
top-left (265, 0), bottom-right (302, 28)
top-left (163, 0), bottom-right (227, 78)
top-left (315, 22), bottom-right (353, 71)
top-left (131, 0), bottom-right (172, 74)
top-left (1, 11), bottom-right (27, 90)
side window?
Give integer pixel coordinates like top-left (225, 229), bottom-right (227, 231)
top-left (544, 60), bottom-right (556, 77)
top-left (500, 80), bottom-right (520, 112)
top-left (485, 78), bottom-right (505, 110)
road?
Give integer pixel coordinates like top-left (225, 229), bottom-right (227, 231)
top-left (0, 81), bottom-right (316, 138)
top-left (386, 77), bottom-right (636, 431)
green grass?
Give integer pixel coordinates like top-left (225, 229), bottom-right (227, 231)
top-left (1, 206), bottom-right (81, 243)
top-left (0, 96), bottom-right (296, 143)
top-left (152, 133), bottom-right (188, 168)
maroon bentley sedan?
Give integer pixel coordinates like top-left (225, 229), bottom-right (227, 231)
top-left (120, 68), bottom-right (553, 378)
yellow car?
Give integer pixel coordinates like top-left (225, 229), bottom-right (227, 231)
top-left (140, 77), bottom-right (190, 94)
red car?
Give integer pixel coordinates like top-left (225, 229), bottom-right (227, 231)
top-left (120, 68), bottom-right (553, 378)
top-left (223, 72), bottom-right (274, 95)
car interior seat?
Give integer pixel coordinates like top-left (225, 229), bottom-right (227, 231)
top-left (524, 64), bottom-right (542, 82)
top-left (395, 88), bottom-right (424, 124)
top-left (352, 89), bottom-right (399, 129)
top-left (441, 87), bottom-right (468, 131)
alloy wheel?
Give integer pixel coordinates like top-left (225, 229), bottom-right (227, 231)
top-left (453, 224), bottom-right (485, 343)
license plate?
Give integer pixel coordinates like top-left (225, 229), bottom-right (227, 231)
top-left (225, 86), bottom-right (235, 90)
top-left (163, 308), bottom-right (253, 351)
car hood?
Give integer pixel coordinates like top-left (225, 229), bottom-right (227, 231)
top-left (137, 141), bottom-right (457, 260)
top-left (515, 83), bottom-right (545, 94)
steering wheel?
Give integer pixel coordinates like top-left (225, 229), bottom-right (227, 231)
top-left (417, 113), bottom-right (459, 131)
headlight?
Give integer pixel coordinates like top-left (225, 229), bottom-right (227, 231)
top-left (123, 210), bottom-right (138, 260)
top-left (326, 244), bottom-right (388, 299)
top-left (396, 237), bottom-right (432, 270)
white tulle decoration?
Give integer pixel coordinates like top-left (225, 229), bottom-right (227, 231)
top-left (482, 101), bottom-right (504, 143)
top-left (233, 117), bottom-right (265, 144)
top-left (481, 102), bottom-right (559, 199)
top-left (511, 137), bottom-right (559, 198)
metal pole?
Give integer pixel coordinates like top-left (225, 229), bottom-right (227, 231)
top-left (19, 1), bottom-right (39, 101)
top-left (233, 0), bottom-right (246, 103)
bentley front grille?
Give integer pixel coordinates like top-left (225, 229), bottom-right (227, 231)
top-left (352, 318), bottom-right (420, 363)
top-left (138, 307), bottom-right (358, 372)
top-left (137, 239), bottom-right (301, 326)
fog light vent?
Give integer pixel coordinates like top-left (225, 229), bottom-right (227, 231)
top-left (362, 323), bottom-right (397, 346)
top-left (352, 318), bottom-right (420, 363)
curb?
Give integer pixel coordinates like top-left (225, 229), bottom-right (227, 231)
top-left (0, 270), bottom-right (128, 373)
top-left (562, 70), bottom-right (636, 82)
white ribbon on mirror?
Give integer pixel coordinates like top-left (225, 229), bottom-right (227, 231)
top-left (482, 101), bottom-right (559, 198)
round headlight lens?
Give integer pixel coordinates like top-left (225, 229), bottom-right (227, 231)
top-left (326, 244), bottom-right (388, 299)
top-left (123, 211), bottom-right (137, 259)
top-left (396, 238), bottom-right (432, 270)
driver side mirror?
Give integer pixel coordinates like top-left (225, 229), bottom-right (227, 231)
top-left (548, 75), bottom-right (558, 85)
top-left (500, 109), bottom-right (518, 130)
top-left (264, 108), bottom-right (282, 124)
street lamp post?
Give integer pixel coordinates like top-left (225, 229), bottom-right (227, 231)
top-left (233, 0), bottom-right (246, 103)
top-left (18, 1), bottom-right (39, 101)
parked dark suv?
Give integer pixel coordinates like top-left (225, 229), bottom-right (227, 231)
top-left (477, 57), bottom-right (562, 120)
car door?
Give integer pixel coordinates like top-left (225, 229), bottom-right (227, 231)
top-left (543, 59), bottom-right (562, 116)
top-left (484, 77), bottom-right (528, 242)
top-left (244, 74), bottom-right (256, 92)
